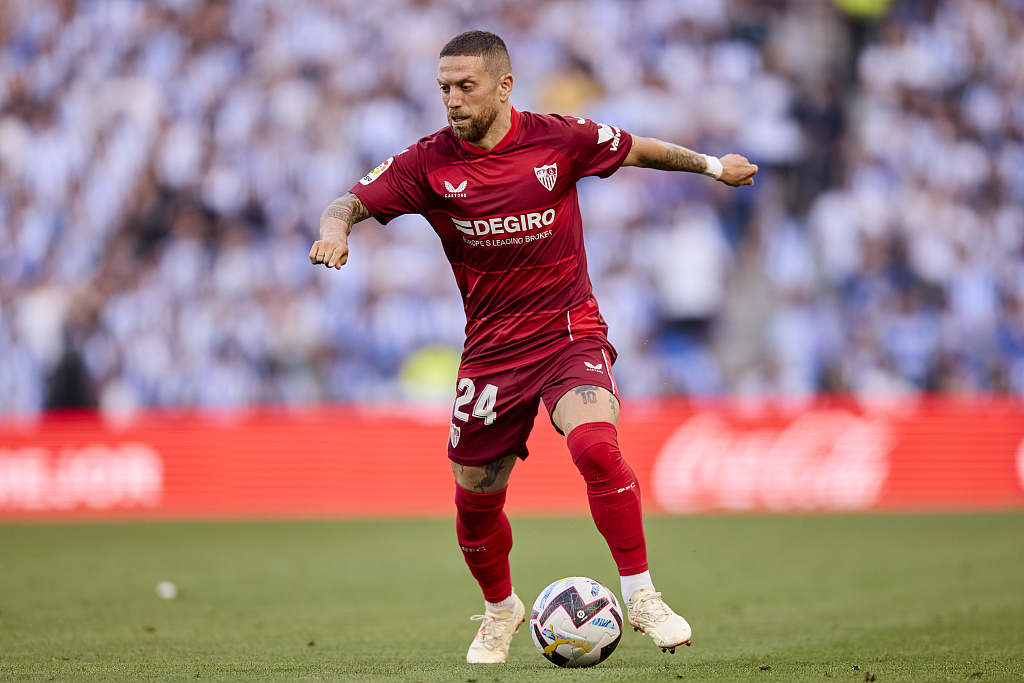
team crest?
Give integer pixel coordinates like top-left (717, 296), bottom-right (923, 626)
top-left (449, 423), bottom-right (461, 448)
top-left (534, 164), bottom-right (558, 191)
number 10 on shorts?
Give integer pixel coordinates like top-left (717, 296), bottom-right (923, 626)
top-left (453, 378), bottom-right (499, 425)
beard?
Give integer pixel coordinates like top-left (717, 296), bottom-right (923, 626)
top-left (448, 100), bottom-right (500, 143)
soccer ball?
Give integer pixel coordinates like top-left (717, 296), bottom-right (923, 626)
top-left (529, 577), bottom-right (622, 668)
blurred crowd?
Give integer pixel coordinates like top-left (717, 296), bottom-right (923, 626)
top-left (0, 0), bottom-right (1022, 415)
top-left (767, 0), bottom-right (1024, 399)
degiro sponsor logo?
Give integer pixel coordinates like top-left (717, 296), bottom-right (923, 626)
top-left (452, 209), bottom-right (556, 237)
top-left (0, 443), bottom-right (163, 511)
top-left (651, 411), bottom-right (893, 513)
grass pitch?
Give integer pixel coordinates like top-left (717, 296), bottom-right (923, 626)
top-left (0, 514), bottom-right (1022, 682)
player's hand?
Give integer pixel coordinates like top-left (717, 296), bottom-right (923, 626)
top-left (309, 229), bottom-right (349, 269)
top-left (719, 154), bottom-right (758, 187)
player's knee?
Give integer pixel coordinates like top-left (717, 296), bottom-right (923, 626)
top-left (451, 456), bottom-right (516, 493)
top-left (454, 482), bottom-right (507, 514)
top-left (566, 422), bottom-right (630, 485)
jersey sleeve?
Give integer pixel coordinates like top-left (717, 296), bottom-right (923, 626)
top-left (348, 147), bottom-right (426, 225)
top-left (553, 115), bottom-right (633, 181)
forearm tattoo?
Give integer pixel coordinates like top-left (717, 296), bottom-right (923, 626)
top-left (319, 193), bottom-right (370, 237)
top-left (643, 142), bottom-right (706, 173)
top-left (475, 459), bottom-right (507, 492)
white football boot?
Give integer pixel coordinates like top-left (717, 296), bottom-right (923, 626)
top-left (627, 587), bottom-right (692, 654)
top-left (466, 594), bottom-right (526, 663)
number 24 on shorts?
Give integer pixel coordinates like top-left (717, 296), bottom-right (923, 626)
top-left (453, 378), bottom-right (499, 425)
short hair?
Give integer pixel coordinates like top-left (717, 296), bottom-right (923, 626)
top-left (439, 30), bottom-right (512, 83)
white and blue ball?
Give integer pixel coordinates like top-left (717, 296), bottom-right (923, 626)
top-left (530, 577), bottom-right (622, 667)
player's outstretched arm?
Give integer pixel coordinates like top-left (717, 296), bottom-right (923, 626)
top-left (621, 135), bottom-right (758, 187)
top-left (310, 192), bottom-right (372, 269)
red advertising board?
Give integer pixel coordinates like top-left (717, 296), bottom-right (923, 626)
top-left (1, 398), bottom-right (1023, 521)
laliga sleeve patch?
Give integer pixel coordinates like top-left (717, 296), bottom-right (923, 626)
top-left (359, 157), bottom-right (393, 185)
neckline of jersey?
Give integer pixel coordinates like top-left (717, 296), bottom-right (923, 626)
top-left (460, 107), bottom-right (521, 155)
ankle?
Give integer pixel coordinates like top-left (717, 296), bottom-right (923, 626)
top-left (485, 591), bottom-right (517, 613)
top-left (627, 586), bottom-right (657, 607)
top-left (620, 570), bottom-right (655, 607)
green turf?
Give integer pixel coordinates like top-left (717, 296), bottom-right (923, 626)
top-left (0, 514), bottom-right (1022, 682)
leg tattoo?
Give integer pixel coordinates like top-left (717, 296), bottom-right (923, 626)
top-left (475, 459), bottom-right (507, 492)
top-left (574, 385), bottom-right (600, 405)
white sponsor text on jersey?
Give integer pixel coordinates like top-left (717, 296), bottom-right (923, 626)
top-left (451, 209), bottom-right (556, 237)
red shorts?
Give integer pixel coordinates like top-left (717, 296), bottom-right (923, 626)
top-left (446, 336), bottom-right (619, 466)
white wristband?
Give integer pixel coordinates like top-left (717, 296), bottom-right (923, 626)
top-left (701, 154), bottom-right (723, 180)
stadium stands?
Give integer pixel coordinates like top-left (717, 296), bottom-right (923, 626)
top-left (0, 0), bottom-right (1022, 414)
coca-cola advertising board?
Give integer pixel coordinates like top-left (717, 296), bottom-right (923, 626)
top-left (1, 398), bottom-right (1023, 520)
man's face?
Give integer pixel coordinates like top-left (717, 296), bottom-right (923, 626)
top-left (437, 55), bottom-right (501, 143)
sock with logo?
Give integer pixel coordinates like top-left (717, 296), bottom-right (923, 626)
top-left (455, 485), bottom-right (514, 603)
top-left (567, 422), bottom-right (648, 576)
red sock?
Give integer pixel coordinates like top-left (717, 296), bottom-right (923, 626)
top-left (567, 422), bottom-right (649, 575)
top-left (455, 485), bottom-right (513, 603)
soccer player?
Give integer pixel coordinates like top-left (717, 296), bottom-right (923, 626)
top-left (310, 30), bottom-right (757, 663)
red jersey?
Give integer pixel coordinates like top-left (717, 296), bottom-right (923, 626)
top-left (350, 108), bottom-right (632, 374)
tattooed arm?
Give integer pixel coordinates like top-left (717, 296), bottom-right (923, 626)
top-left (621, 135), bottom-right (758, 187)
top-left (309, 192), bottom-right (372, 269)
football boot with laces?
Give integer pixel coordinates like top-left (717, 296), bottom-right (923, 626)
top-left (627, 588), bottom-right (692, 654)
top-left (466, 594), bottom-right (526, 663)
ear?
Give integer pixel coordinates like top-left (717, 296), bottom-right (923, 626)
top-left (498, 73), bottom-right (513, 102)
